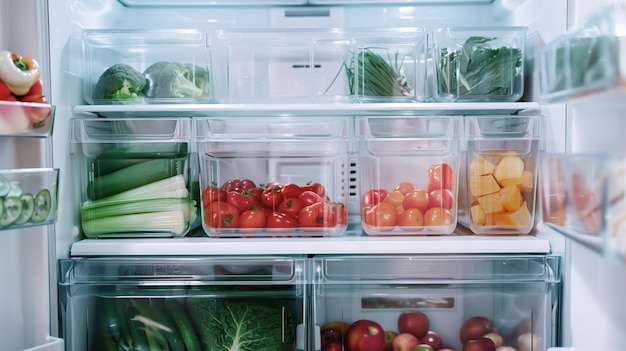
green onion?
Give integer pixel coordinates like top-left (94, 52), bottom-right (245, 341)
top-left (350, 47), bottom-right (411, 97)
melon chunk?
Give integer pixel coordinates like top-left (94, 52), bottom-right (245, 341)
top-left (478, 192), bottom-right (505, 215)
top-left (470, 174), bottom-right (500, 197)
top-left (499, 185), bottom-right (522, 212)
top-left (488, 201), bottom-right (532, 228)
top-left (470, 203), bottom-right (486, 225)
top-left (470, 157), bottom-right (496, 177)
top-left (493, 156), bottom-right (525, 185)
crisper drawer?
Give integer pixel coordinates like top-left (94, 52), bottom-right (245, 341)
top-left (58, 256), bottom-right (307, 351)
top-left (312, 255), bottom-right (560, 351)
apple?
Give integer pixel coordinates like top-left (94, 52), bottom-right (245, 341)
top-left (322, 321), bottom-right (351, 347)
top-left (482, 332), bottom-right (503, 349)
top-left (507, 318), bottom-right (531, 347)
top-left (411, 344), bottom-right (434, 351)
top-left (515, 333), bottom-right (539, 351)
top-left (459, 316), bottom-right (495, 343)
top-left (397, 310), bottom-right (430, 339)
top-left (420, 331), bottom-right (443, 350)
top-left (345, 319), bottom-right (386, 351)
top-left (463, 338), bottom-right (496, 351)
top-left (384, 330), bottom-right (398, 351)
top-left (495, 347), bottom-right (517, 351)
top-left (392, 333), bottom-right (420, 351)
top-left (439, 349), bottom-right (459, 351)
top-left (323, 341), bottom-right (344, 351)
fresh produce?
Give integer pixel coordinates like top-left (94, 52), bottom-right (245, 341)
top-left (186, 297), bottom-right (295, 351)
top-left (143, 61), bottom-right (210, 99)
top-left (571, 172), bottom-right (602, 234)
top-left (0, 50), bottom-right (40, 95)
top-left (324, 341), bottom-right (344, 351)
top-left (397, 310), bottom-right (430, 339)
top-left (202, 179), bottom-right (347, 235)
top-left (391, 332), bottom-right (420, 351)
top-left (0, 174), bottom-right (52, 228)
top-left (420, 331), bottom-right (443, 350)
top-left (540, 157), bottom-right (567, 226)
top-left (462, 338), bottom-right (496, 351)
top-left (345, 319), bottom-right (386, 351)
top-left (384, 330), bottom-right (398, 351)
top-left (93, 63), bottom-right (147, 101)
top-left (437, 36), bottom-right (522, 100)
top-left (348, 48), bottom-right (412, 97)
top-left (412, 345), bottom-right (434, 351)
top-left (482, 333), bottom-right (503, 349)
top-left (459, 316), bottom-right (495, 343)
top-left (322, 321), bottom-right (351, 347)
top-left (467, 156), bottom-right (534, 230)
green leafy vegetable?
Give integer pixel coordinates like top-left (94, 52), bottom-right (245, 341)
top-left (348, 47), bottom-right (412, 97)
top-left (143, 61), bottom-right (210, 99)
top-left (437, 36), bottom-right (522, 100)
top-left (93, 63), bottom-right (147, 101)
top-left (187, 297), bottom-right (296, 351)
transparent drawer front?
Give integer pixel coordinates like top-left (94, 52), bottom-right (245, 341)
top-left (0, 101), bottom-right (54, 136)
top-left (358, 116), bottom-right (461, 235)
top-left (82, 29), bottom-right (212, 105)
top-left (70, 118), bottom-right (197, 238)
top-left (196, 117), bottom-right (350, 237)
top-left (313, 255), bottom-right (560, 351)
top-left (459, 115), bottom-right (543, 235)
top-left (59, 256), bottom-right (307, 351)
top-left (432, 27), bottom-right (527, 102)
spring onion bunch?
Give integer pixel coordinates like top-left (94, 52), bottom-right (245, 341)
top-left (348, 47), bottom-right (412, 97)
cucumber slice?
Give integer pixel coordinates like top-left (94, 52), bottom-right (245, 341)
top-left (0, 197), bottom-right (23, 227)
top-left (6, 181), bottom-right (23, 198)
top-left (14, 193), bottom-right (34, 225)
top-left (30, 189), bottom-right (52, 223)
top-left (0, 174), bottom-right (10, 197)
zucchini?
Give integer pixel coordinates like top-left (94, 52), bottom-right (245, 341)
top-left (30, 189), bottom-right (52, 223)
top-left (13, 193), bottom-right (34, 225)
top-left (164, 298), bottom-right (202, 351)
top-left (0, 196), bottom-right (23, 226)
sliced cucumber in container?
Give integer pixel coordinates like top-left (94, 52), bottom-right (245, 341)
top-left (13, 193), bottom-right (34, 225)
top-left (31, 189), bottom-right (52, 223)
top-left (0, 174), bottom-right (10, 197)
top-left (0, 196), bottom-right (23, 226)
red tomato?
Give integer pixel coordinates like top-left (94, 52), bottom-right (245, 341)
top-left (281, 183), bottom-right (303, 199)
top-left (362, 202), bottom-right (397, 231)
top-left (239, 209), bottom-right (267, 231)
top-left (277, 197), bottom-right (304, 218)
top-left (247, 186), bottom-right (264, 200)
top-left (332, 202), bottom-right (348, 226)
top-left (423, 207), bottom-right (454, 227)
top-left (383, 190), bottom-right (405, 213)
top-left (266, 211), bottom-right (297, 230)
top-left (402, 188), bottom-right (430, 213)
top-left (302, 182), bottom-right (326, 198)
top-left (202, 185), bottom-right (227, 208)
top-left (236, 179), bottom-right (257, 192)
top-left (299, 190), bottom-right (323, 207)
top-left (226, 191), bottom-right (257, 214)
top-left (428, 188), bottom-right (455, 210)
top-left (298, 202), bottom-right (336, 228)
top-left (221, 179), bottom-right (241, 192)
top-left (205, 201), bottom-right (240, 229)
top-left (394, 181), bottom-right (416, 195)
top-left (361, 189), bottom-right (389, 207)
top-left (427, 163), bottom-right (455, 192)
top-left (397, 208), bottom-right (425, 230)
top-left (261, 187), bottom-right (284, 209)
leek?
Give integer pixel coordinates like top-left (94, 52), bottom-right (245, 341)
top-left (82, 210), bottom-right (187, 238)
top-left (81, 197), bottom-right (196, 222)
top-left (82, 175), bottom-right (188, 207)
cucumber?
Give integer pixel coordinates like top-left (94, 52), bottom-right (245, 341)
top-left (164, 298), bottom-right (202, 351)
top-left (13, 193), bottom-right (34, 225)
top-left (30, 189), bottom-right (52, 223)
top-left (98, 298), bottom-right (122, 351)
top-left (0, 174), bottom-right (10, 197)
top-left (125, 304), bottom-right (151, 351)
top-left (130, 299), bottom-right (170, 350)
top-left (6, 181), bottom-right (23, 197)
top-left (0, 196), bottom-right (23, 226)
top-left (114, 299), bottom-right (134, 348)
top-left (151, 299), bottom-right (186, 351)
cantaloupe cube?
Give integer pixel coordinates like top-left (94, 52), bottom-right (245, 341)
top-left (470, 203), bottom-right (486, 225)
top-left (499, 185), bottom-right (522, 212)
top-left (470, 157), bottom-right (496, 177)
top-left (493, 156), bottom-right (525, 185)
top-left (478, 192), bottom-right (505, 215)
top-left (499, 170), bottom-right (535, 192)
top-left (489, 201), bottom-right (532, 228)
top-left (470, 174), bottom-right (501, 197)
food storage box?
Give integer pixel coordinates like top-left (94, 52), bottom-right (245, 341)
top-left (0, 101), bottom-right (54, 136)
top-left (0, 168), bottom-right (59, 230)
top-left (196, 116), bottom-right (350, 237)
top-left (538, 4), bottom-right (626, 103)
top-left (357, 116), bottom-right (461, 235)
top-left (459, 115), bottom-right (543, 235)
top-left (58, 256), bottom-right (307, 351)
top-left (432, 27), bottom-right (527, 102)
top-left (81, 29), bottom-right (212, 105)
top-left (70, 117), bottom-right (198, 238)
top-left (210, 28), bottom-right (426, 103)
top-left (312, 255), bottom-right (561, 351)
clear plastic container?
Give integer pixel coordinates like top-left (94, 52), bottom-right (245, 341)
top-left (432, 27), bottom-right (527, 102)
top-left (459, 115), bottom-right (543, 235)
top-left (70, 117), bottom-right (197, 238)
top-left (196, 116), bottom-right (350, 237)
top-left (0, 101), bottom-right (54, 136)
top-left (81, 29), bottom-right (212, 105)
top-left (312, 254), bottom-right (561, 351)
top-left (0, 168), bottom-right (59, 230)
top-left (538, 4), bottom-right (626, 103)
top-left (58, 256), bottom-right (307, 351)
top-left (357, 116), bottom-right (461, 235)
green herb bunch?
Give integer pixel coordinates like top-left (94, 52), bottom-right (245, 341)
top-left (437, 36), bottom-right (522, 99)
top-left (346, 47), bottom-right (412, 97)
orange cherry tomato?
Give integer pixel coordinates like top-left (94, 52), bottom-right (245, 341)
top-left (361, 188), bottom-right (389, 207)
top-left (402, 188), bottom-right (430, 213)
top-left (427, 163), bottom-right (455, 192)
top-left (397, 208), bottom-right (425, 231)
top-left (428, 188), bottom-right (455, 211)
top-left (383, 190), bottom-right (405, 213)
top-left (424, 207), bottom-right (454, 227)
top-left (394, 181), bottom-right (416, 195)
top-left (363, 202), bottom-right (398, 232)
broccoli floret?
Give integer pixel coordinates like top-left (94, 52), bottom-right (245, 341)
top-left (93, 63), bottom-right (147, 101)
top-left (143, 61), bottom-right (210, 99)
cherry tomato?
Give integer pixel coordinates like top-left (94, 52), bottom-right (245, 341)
top-left (299, 190), bottom-right (323, 207)
top-left (261, 187), bottom-right (283, 209)
top-left (394, 181), bottom-right (416, 195)
top-left (332, 202), bottom-right (348, 226)
top-left (205, 201), bottom-right (240, 229)
top-left (428, 188), bottom-right (455, 210)
top-left (298, 202), bottom-right (336, 228)
top-left (361, 189), bottom-right (389, 207)
top-left (302, 182), bottom-right (326, 198)
top-left (266, 211), bottom-right (297, 230)
top-left (362, 202), bottom-right (398, 231)
top-left (222, 179), bottom-right (242, 192)
top-left (397, 208), bottom-right (425, 230)
top-left (239, 209), bottom-right (267, 232)
top-left (236, 179), bottom-right (257, 192)
top-left (277, 197), bottom-right (304, 218)
top-left (202, 184), bottom-right (226, 208)
top-left (247, 186), bottom-right (264, 200)
top-left (402, 188), bottom-right (430, 213)
top-left (383, 190), bottom-right (405, 213)
top-left (423, 207), bottom-right (454, 227)
top-left (427, 163), bottom-right (455, 192)
top-left (281, 183), bottom-right (303, 199)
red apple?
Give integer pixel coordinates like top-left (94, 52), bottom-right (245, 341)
top-left (420, 331), bottom-right (443, 350)
top-left (507, 318), bottom-right (531, 346)
top-left (397, 310), bottom-right (430, 339)
top-left (463, 338), bottom-right (496, 351)
top-left (482, 333), bottom-right (503, 349)
top-left (459, 316), bottom-right (495, 343)
top-left (345, 319), bottom-right (386, 351)
top-left (384, 330), bottom-right (398, 351)
top-left (323, 341), bottom-right (344, 351)
top-left (322, 321), bottom-right (351, 347)
top-left (392, 333), bottom-right (420, 351)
